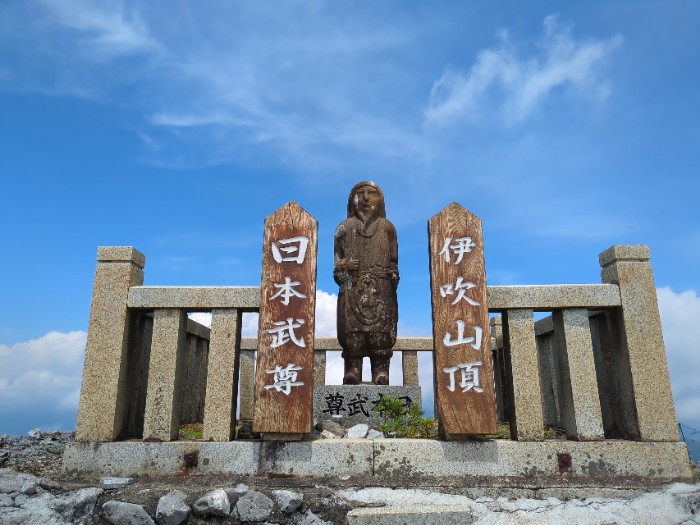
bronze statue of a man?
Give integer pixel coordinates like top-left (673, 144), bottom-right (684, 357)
top-left (334, 181), bottom-right (399, 385)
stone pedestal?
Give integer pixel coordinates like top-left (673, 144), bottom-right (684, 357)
top-left (313, 385), bottom-right (422, 427)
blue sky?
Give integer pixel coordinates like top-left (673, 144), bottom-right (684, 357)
top-left (0, 1), bottom-right (698, 457)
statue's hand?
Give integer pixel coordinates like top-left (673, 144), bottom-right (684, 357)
top-left (345, 258), bottom-right (360, 271)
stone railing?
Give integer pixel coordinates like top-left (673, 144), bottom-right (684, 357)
top-left (75, 244), bottom-right (679, 446)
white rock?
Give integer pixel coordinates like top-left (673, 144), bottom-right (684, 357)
top-left (0, 486), bottom-right (101, 525)
top-left (0, 506), bottom-right (34, 524)
top-left (0, 470), bottom-right (39, 494)
top-left (100, 477), bottom-right (134, 490)
top-left (52, 487), bottom-right (102, 522)
top-left (12, 494), bottom-right (28, 507)
top-left (230, 483), bottom-right (249, 495)
top-left (290, 509), bottom-right (333, 525)
top-left (155, 490), bottom-right (189, 525)
top-left (192, 488), bottom-right (230, 517)
top-left (273, 489), bottom-right (304, 513)
top-left (321, 430), bottom-right (340, 439)
top-left (346, 424), bottom-right (369, 439)
top-left (103, 500), bottom-right (155, 525)
top-left (366, 429), bottom-right (384, 439)
top-left (235, 490), bottom-right (274, 521)
top-left (27, 429), bottom-right (42, 439)
top-left (316, 420), bottom-right (345, 438)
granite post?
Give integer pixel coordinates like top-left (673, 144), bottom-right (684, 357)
top-left (239, 349), bottom-right (255, 420)
top-left (503, 309), bottom-right (544, 440)
top-left (76, 246), bottom-right (145, 442)
top-left (553, 308), bottom-right (605, 440)
top-left (143, 308), bottom-right (188, 441)
top-left (314, 351), bottom-right (327, 385)
top-left (600, 244), bottom-right (679, 441)
top-left (489, 316), bottom-right (506, 422)
top-left (534, 316), bottom-right (562, 428)
top-left (401, 351), bottom-right (419, 386)
top-left (203, 308), bottom-right (242, 441)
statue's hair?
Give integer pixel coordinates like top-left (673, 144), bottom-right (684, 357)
top-left (347, 181), bottom-right (386, 218)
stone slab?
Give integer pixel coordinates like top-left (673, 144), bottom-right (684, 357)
top-left (372, 440), bottom-right (691, 479)
top-left (62, 441), bottom-right (259, 477)
top-left (62, 440), bottom-right (692, 481)
top-left (487, 284), bottom-right (621, 310)
top-left (127, 286), bottom-right (259, 311)
top-left (258, 440), bottom-right (373, 477)
top-left (347, 505), bottom-right (473, 525)
top-left (313, 385), bottom-right (422, 426)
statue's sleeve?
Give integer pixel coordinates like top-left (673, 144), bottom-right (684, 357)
top-left (388, 221), bottom-right (399, 285)
top-left (333, 223), bottom-right (349, 286)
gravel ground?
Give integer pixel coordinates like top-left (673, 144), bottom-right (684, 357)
top-left (0, 429), bottom-right (73, 480)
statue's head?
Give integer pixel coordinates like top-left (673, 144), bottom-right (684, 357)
top-left (347, 181), bottom-right (386, 220)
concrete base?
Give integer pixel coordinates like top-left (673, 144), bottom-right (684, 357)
top-left (63, 439), bottom-right (692, 483)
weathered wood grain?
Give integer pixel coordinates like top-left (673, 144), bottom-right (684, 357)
top-left (253, 202), bottom-right (318, 434)
top-left (428, 202), bottom-right (497, 437)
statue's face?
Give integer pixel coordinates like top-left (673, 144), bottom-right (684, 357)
top-left (353, 185), bottom-right (381, 219)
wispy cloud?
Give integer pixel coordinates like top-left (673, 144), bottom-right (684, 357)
top-left (4, 4), bottom-right (623, 181)
top-left (39, 0), bottom-right (160, 59)
top-left (1, 3), bottom-right (632, 240)
top-left (425, 15), bottom-right (622, 126)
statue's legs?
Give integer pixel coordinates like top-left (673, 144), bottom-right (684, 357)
top-left (368, 333), bottom-right (393, 385)
top-left (341, 333), bottom-right (365, 385)
top-left (370, 355), bottom-right (391, 385)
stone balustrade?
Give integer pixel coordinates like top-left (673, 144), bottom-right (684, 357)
top-left (75, 244), bottom-right (680, 448)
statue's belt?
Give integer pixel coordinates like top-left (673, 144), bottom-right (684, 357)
top-left (354, 267), bottom-right (393, 280)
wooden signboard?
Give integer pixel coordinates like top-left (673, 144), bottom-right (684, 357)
top-left (428, 202), bottom-right (497, 437)
top-left (253, 201), bottom-right (317, 434)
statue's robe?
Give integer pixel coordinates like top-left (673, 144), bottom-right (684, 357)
top-left (334, 216), bottom-right (398, 351)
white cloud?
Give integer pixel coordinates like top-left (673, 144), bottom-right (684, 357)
top-left (658, 287), bottom-right (700, 427)
top-left (314, 290), bottom-right (337, 336)
top-left (0, 331), bottom-right (86, 430)
top-left (425, 15), bottom-right (622, 126)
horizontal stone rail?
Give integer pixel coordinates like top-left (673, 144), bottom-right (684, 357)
top-left (128, 284), bottom-right (621, 312)
top-left (238, 336), bottom-right (432, 351)
top-left (487, 284), bottom-right (621, 310)
top-left (128, 286), bottom-right (259, 311)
